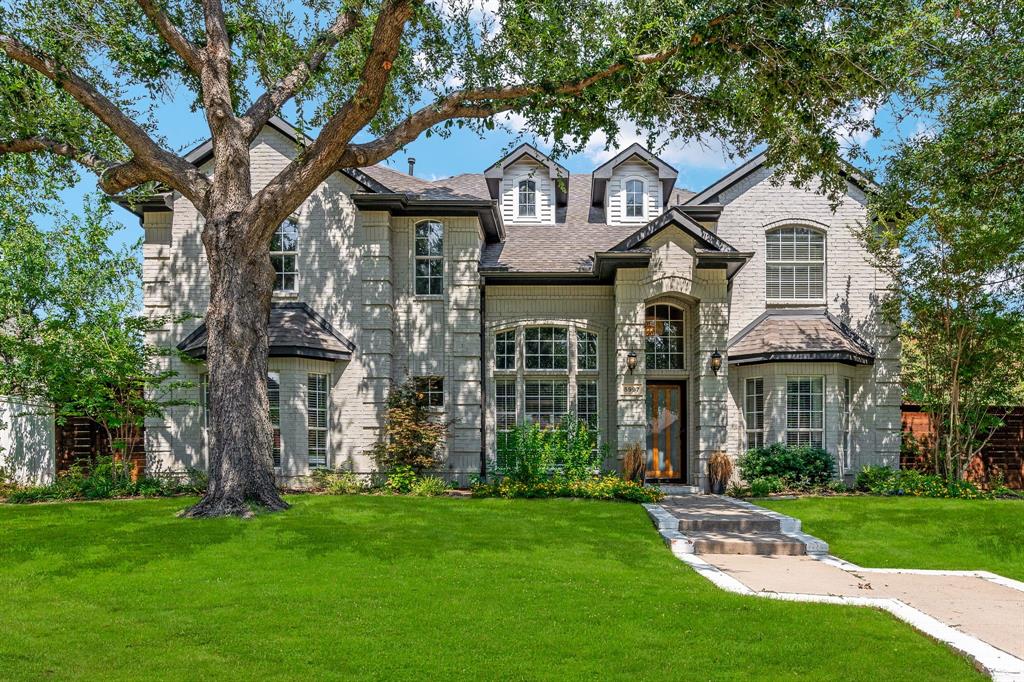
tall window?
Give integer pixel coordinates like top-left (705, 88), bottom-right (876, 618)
top-left (495, 330), bottom-right (516, 370)
top-left (841, 377), bottom-right (852, 470)
top-left (307, 373), bottom-right (329, 468)
top-left (414, 220), bottom-right (444, 295)
top-left (645, 304), bottom-right (685, 370)
top-left (414, 376), bottom-right (444, 408)
top-left (495, 379), bottom-right (517, 465)
top-left (625, 178), bottom-right (645, 218)
top-left (766, 227), bottom-right (825, 300)
top-left (524, 327), bottom-right (568, 370)
top-left (745, 378), bottom-right (765, 450)
top-left (786, 376), bottom-right (824, 447)
top-left (577, 330), bottom-right (598, 371)
top-left (517, 179), bottom-right (537, 218)
top-left (268, 372), bottom-right (281, 467)
top-left (270, 217), bottom-right (298, 292)
top-left (577, 380), bottom-right (599, 433)
top-left (525, 379), bottom-right (568, 427)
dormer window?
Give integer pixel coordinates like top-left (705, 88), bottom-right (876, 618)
top-left (518, 179), bottom-right (537, 218)
top-left (625, 179), bottom-right (645, 218)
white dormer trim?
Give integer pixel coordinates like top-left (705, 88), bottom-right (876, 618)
top-left (516, 176), bottom-right (538, 220)
top-left (621, 175), bottom-right (648, 222)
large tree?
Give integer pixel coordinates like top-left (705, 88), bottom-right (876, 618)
top-left (0, 0), bottom-right (915, 516)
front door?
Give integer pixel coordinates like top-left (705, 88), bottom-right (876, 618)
top-left (646, 383), bottom-right (686, 481)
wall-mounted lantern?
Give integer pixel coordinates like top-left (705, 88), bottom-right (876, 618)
top-left (709, 349), bottom-right (723, 375)
top-left (626, 351), bottom-right (638, 374)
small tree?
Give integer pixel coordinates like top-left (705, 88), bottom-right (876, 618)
top-left (368, 379), bottom-right (451, 476)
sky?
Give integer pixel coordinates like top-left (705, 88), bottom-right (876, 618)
top-left (49, 85), bottom-right (920, 253)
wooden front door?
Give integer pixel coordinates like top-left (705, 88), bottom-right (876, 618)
top-left (646, 383), bottom-right (686, 481)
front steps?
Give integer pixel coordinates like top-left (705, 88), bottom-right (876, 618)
top-left (644, 495), bottom-right (828, 557)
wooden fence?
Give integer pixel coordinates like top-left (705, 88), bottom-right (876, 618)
top-left (901, 405), bottom-right (1024, 489)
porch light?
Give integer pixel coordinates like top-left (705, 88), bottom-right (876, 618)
top-left (626, 351), bottom-right (638, 374)
top-left (709, 349), bottom-right (723, 375)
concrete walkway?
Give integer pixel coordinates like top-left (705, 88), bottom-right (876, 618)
top-left (645, 496), bottom-right (1024, 681)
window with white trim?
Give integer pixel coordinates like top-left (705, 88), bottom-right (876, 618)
top-left (307, 373), bottom-right (329, 468)
top-left (786, 376), bottom-right (824, 447)
top-left (841, 377), bottom-right (852, 470)
top-left (745, 377), bottom-right (765, 450)
top-left (517, 179), bottom-right (537, 218)
top-left (495, 330), bottom-right (516, 370)
top-left (766, 227), bottom-right (825, 301)
top-left (525, 379), bottom-right (568, 428)
top-left (495, 379), bottom-right (517, 465)
top-left (270, 218), bottom-right (298, 292)
top-left (576, 380), bottom-right (599, 433)
top-left (644, 304), bottom-right (685, 370)
top-left (414, 376), bottom-right (444, 409)
top-left (524, 326), bottom-right (568, 370)
top-left (577, 330), bottom-right (598, 371)
top-left (414, 220), bottom-right (444, 295)
top-left (268, 372), bottom-right (281, 467)
top-left (625, 178), bottom-right (645, 218)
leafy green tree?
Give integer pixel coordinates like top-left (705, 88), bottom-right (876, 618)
top-left (0, 199), bottom-right (188, 481)
top-left (861, 1), bottom-right (1024, 480)
top-left (1, 0), bottom-right (917, 515)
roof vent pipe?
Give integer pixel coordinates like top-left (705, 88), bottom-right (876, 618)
top-left (408, 157), bottom-right (416, 176)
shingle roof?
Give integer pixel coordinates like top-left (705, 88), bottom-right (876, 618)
top-left (359, 164), bottom-right (698, 273)
top-left (178, 303), bottom-right (355, 362)
top-left (727, 311), bottom-right (874, 365)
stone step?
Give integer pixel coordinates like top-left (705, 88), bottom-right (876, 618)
top-left (688, 530), bottom-right (807, 556)
top-left (656, 484), bottom-right (702, 495)
top-left (676, 516), bottom-right (781, 533)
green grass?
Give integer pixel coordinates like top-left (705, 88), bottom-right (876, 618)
top-left (0, 496), bottom-right (983, 680)
top-left (759, 496), bottom-right (1024, 581)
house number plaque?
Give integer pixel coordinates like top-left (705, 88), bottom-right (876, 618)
top-left (621, 383), bottom-right (643, 397)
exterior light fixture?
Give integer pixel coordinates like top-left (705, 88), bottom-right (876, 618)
top-left (626, 351), bottom-right (638, 374)
top-left (709, 349), bottom-right (723, 375)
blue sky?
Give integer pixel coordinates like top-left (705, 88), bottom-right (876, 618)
top-left (53, 96), bottom-right (917, 251)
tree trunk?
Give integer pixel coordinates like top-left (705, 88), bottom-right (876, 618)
top-left (181, 213), bottom-right (288, 518)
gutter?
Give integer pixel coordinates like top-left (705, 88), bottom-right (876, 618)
top-left (351, 193), bottom-right (505, 243)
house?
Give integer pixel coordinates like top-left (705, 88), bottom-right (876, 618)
top-left (124, 117), bottom-right (900, 489)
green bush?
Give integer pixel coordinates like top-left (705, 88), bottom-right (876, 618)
top-left (410, 475), bottom-right (450, 497)
top-left (495, 422), bottom-right (550, 485)
top-left (310, 468), bottom-right (367, 495)
top-left (384, 464), bottom-right (419, 494)
top-left (748, 476), bottom-right (785, 497)
top-left (471, 474), bottom-right (664, 504)
top-left (494, 416), bottom-right (603, 485)
top-left (854, 465), bottom-right (1004, 499)
top-left (738, 443), bottom-right (836, 489)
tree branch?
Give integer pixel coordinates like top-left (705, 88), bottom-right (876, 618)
top-left (0, 137), bottom-right (150, 194)
top-left (242, 5), bottom-right (363, 140)
top-left (0, 34), bottom-right (210, 204)
top-left (136, 0), bottom-right (203, 74)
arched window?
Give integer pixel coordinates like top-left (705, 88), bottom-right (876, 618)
top-left (765, 227), bottom-right (825, 301)
top-left (518, 179), bottom-right (537, 218)
top-left (644, 304), bottom-right (684, 370)
top-left (625, 178), bottom-right (645, 218)
top-left (414, 220), bottom-right (444, 295)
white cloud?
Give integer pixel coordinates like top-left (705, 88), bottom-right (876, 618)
top-left (835, 103), bottom-right (876, 149)
top-left (582, 122), bottom-right (737, 170)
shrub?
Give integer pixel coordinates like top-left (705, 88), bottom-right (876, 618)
top-left (494, 416), bottom-right (603, 485)
top-left (310, 468), bottom-right (366, 495)
top-left (494, 422), bottom-right (552, 485)
top-left (471, 474), bottom-right (664, 504)
top-left (6, 455), bottom-right (203, 503)
top-left (368, 379), bottom-right (451, 475)
top-left (622, 442), bottom-right (645, 483)
top-left (738, 443), bottom-right (836, 488)
top-left (551, 414), bottom-right (602, 482)
top-left (854, 465), bottom-right (998, 499)
top-left (748, 476), bottom-right (785, 497)
top-left (855, 465), bottom-right (895, 492)
top-left (410, 475), bottom-right (450, 497)
top-left (708, 450), bottom-right (733, 491)
top-left (384, 464), bottom-right (419, 494)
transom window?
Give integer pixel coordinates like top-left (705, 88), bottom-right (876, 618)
top-left (268, 372), bottom-right (282, 467)
top-left (577, 330), bottom-right (598, 371)
top-left (307, 373), bottom-right (329, 468)
top-left (414, 221), bottom-right (444, 296)
top-left (766, 227), bottom-right (825, 301)
top-left (414, 376), bottom-right (444, 409)
top-left (518, 179), bottom-right (537, 218)
top-left (625, 178), bottom-right (645, 218)
top-left (786, 376), bottom-right (824, 448)
top-left (495, 330), bottom-right (516, 370)
top-left (524, 326), bottom-right (568, 370)
top-left (644, 304), bottom-right (685, 370)
top-left (270, 218), bottom-right (298, 292)
top-left (745, 377), bottom-right (764, 450)
top-left (525, 380), bottom-right (568, 428)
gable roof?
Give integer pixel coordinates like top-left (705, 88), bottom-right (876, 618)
top-left (483, 143), bottom-right (570, 206)
top-left (727, 310), bottom-right (874, 366)
top-left (178, 302), bottom-right (356, 362)
top-left (591, 143), bottom-right (678, 207)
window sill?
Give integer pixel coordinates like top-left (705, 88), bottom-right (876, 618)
top-left (273, 291), bottom-right (299, 300)
top-left (414, 294), bottom-right (445, 301)
top-left (765, 299), bottom-right (825, 307)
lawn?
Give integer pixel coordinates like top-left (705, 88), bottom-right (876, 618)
top-left (0, 496), bottom-right (983, 680)
top-left (759, 496), bottom-right (1024, 581)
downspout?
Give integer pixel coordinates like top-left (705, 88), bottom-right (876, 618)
top-left (479, 281), bottom-right (488, 481)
